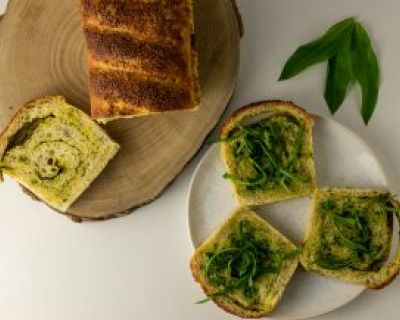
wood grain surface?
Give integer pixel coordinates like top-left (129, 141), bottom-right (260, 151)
top-left (0, 0), bottom-right (241, 221)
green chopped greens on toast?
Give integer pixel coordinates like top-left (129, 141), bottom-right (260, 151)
top-left (191, 207), bottom-right (300, 318)
top-left (220, 101), bottom-right (316, 205)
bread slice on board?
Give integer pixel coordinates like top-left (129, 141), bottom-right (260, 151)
top-left (0, 96), bottom-right (119, 212)
top-left (80, 0), bottom-right (200, 121)
top-left (301, 188), bottom-right (400, 289)
top-left (190, 207), bottom-right (299, 318)
top-left (220, 100), bottom-right (316, 206)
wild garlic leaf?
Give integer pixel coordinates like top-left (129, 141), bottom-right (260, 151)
top-left (350, 22), bottom-right (380, 124)
top-left (324, 34), bottom-right (353, 114)
top-left (279, 17), bottom-right (381, 124)
top-left (279, 17), bottom-right (355, 81)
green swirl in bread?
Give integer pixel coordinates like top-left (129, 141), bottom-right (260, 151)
top-left (0, 96), bottom-right (119, 212)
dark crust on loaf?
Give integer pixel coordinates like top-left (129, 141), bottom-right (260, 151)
top-left (81, 0), bottom-right (191, 43)
top-left (221, 100), bottom-right (314, 137)
top-left (84, 26), bottom-right (189, 82)
top-left (80, 0), bottom-right (199, 119)
top-left (88, 68), bottom-right (192, 117)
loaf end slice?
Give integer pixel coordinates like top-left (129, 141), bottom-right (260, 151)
top-left (0, 96), bottom-right (120, 212)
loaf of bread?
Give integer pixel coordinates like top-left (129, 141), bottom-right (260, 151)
top-left (80, 0), bottom-right (200, 121)
top-left (190, 207), bottom-right (300, 318)
top-left (0, 96), bottom-right (119, 212)
top-left (220, 101), bottom-right (316, 205)
top-left (301, 188), bottom-right (400, 289)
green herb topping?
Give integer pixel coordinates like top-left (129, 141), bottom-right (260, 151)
top-left (199, 220), bottom-right (300, 304)
top-left (279, 17), bottom-right (380, 124)
top-left (223, 115), bottom-right (308, 192)
top-left (315, 196), bottom-right (397, 271)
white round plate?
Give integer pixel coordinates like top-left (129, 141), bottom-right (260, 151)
top-left (188, 116), bottom-right (388, 320)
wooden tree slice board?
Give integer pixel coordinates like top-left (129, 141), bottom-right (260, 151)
top-left (0, 0), bottom-right (241, 221)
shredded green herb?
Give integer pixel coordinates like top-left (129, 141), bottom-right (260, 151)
top-left (315, 196), bottom-right (396, 270)
top-left (199, 220), bottom-right (300, 304)
top-left (222, 115), bottom-right (308, 192)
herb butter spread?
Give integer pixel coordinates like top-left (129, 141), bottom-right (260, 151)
top-left (314, 195), bottom-right (393, 271)
top-left (0, 96), bottom-right (119, 212)
top-left (301, 189), bottom-right (400, 288)
top-left (202, 219), bottom-right (299, 308)
top-left (220, 102), bottom-right (316, 206)
top-left (224, 114), bottom-right (308, 191)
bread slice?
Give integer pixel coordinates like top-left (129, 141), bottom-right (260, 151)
top-left (301, 188), bottom-right (400, 289)
top-left (220, 101), bottom-right (316, 205)
top-left (80, 0), bottom-right (200, 121)
top-left (190, 207), bottom-right (299, 318)
top-left (0, 96), bottom-right (120, 212)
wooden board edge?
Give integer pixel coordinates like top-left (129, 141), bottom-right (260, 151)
top-left (230, 0), bottom-right (244, 37)
top-left (0, 0), bottom-right (11, 30)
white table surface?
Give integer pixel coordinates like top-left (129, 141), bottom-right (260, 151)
top-left (1, 0), bottom-right (400, 319)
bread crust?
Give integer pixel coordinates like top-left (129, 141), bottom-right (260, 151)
top-left (0, 96), bottom-right (65, 159)
top-left (221, 100), bottom-right (314, 137)
top-left (220, 100), bottom-right (316, 206)
top-left (80, 0), bottom-right (200, 120)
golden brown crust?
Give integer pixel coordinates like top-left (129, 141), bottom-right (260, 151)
top-left (221, 100), bottom-right (314, 137)
top-left (80, 0), bottom-right (199, 120)
top-left (81, 0), bottom-right (190, 44)
top-left (88, 68), bottom-right (192, 118)
top-left (84, 27), bottom-right (189, 83)
top-left (369, 271), bottom-right (400, 289)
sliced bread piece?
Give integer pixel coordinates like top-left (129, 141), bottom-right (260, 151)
top-left (0, 96), bottom-right (120, 212)
top-left (190, 207), bottom-right (300, 318)
top-left (301, 188), bottom-right (400, 289)
top-left (220, 100), bottom-right (315, 206)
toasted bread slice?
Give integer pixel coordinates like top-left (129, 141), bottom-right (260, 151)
top-left (301, 188), bottom-right (400, 289)
top-left (190, 207), bottom-right (299, 318)
top-left (0, 96), bottom-right (120, 212)
top-left (220, 101), bottom-right (315, 206)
